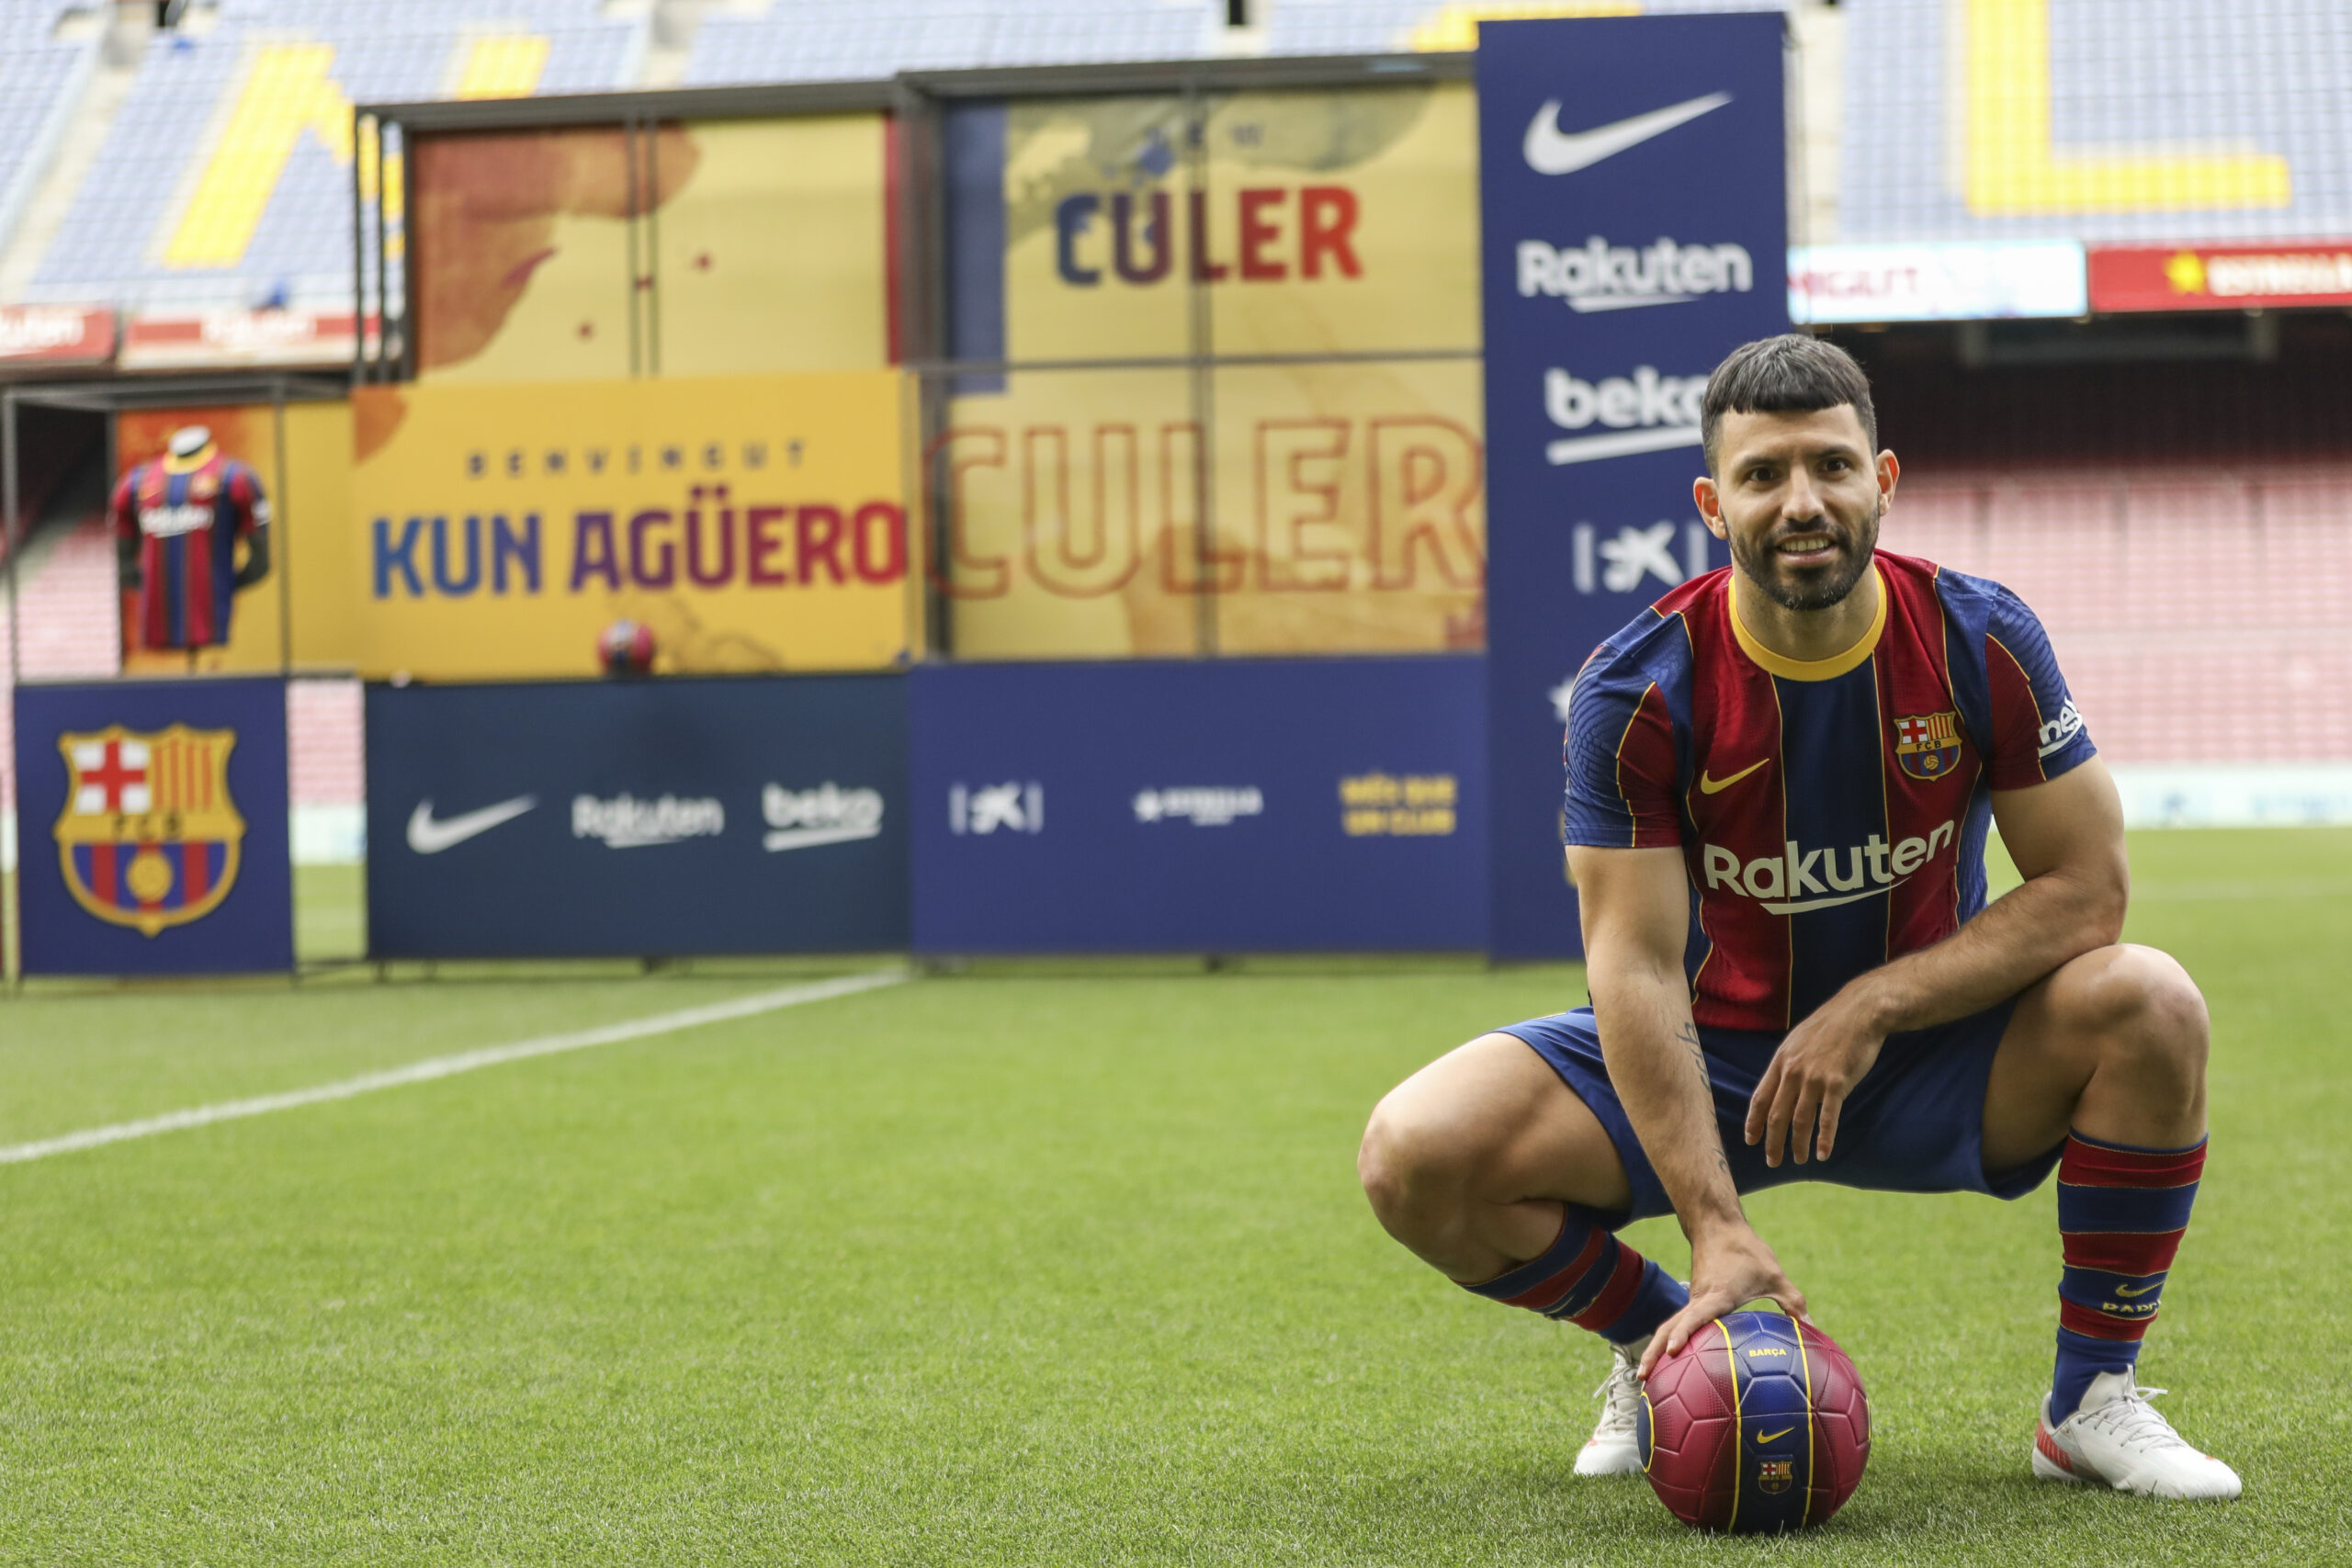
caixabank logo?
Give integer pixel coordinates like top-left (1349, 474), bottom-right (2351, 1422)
top-left (54, 725), bottom-right (243, 937)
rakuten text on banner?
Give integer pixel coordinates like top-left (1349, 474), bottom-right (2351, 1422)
top-left (353, 372), bottom-right (914, 680)
top-left (1478, 16), bottom-right (1789, 958)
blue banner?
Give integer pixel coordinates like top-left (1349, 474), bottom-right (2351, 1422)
top-left (1478, 15), bottom-right (1789, 957)
top-left (366, 675), bottom-right (908, 957)
top-left (910, 657), bottom-right (1486, 953)
top-left (15, 676), bottom-right (292, 975)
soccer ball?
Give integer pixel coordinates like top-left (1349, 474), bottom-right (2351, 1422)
top-left (598, 618), bottom-right (657, 676)
top-left (1636, 1310), bottom-right (1870, 1532)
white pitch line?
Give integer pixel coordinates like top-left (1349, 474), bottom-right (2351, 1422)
top-left (0, 969), bottom-right (907, 1168)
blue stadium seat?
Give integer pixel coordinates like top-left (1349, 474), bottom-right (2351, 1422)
top-left (0, 2), bottom-right (100, 260)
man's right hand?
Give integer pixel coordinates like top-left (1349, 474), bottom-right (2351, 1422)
top-left (1637, 1223), bottom-right (1808, 1379)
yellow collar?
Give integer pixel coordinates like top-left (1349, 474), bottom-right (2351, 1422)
top-left (1727, 563), bottom-right (1886, 681)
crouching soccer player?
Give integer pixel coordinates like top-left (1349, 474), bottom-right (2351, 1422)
top-left (1358, 334), bottom-right (2239, 1500)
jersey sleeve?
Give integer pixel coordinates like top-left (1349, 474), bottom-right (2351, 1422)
top-left (1562, 657), bottom-right (1682, 849)
top-left (107, 469), bottom-right (138, 539)
top-left (228, 463), bottom-right (269, 534)
top-left (1981, 587), bottom-right (2095, 788)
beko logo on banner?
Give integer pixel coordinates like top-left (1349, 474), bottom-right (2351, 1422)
top-left (1522, 93), bottom-right (1734, 176)
top-left (1544, 367), bottom-right (1708, 466)
top-left (572, 793), bottom-right (725, 848)
top-left (762, 782), bottom-right (885, 852)
top-left (1517, 238), bottom-right (1754, 313)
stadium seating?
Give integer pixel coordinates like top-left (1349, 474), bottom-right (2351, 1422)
top-left (24, 0), bottom-right (643, 313)
top-left (1883, 466), bottom-right (2352, 765)
top-left (0, 3), bottom-right (97, 261)
top-left (1844, 0), bottom-right (2352, 243)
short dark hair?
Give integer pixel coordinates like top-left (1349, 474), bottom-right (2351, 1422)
top-left (1701, 334), bottom-right (1878, 473)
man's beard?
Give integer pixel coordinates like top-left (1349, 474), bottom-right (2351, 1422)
top-left (1730, 507), bottom-right (1880, 612)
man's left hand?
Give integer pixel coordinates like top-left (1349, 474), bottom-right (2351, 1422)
top-left (1745, 988), bottom-right (1888, 1167)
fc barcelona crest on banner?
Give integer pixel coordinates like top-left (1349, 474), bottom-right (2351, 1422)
top-left (54, 725), bottom-right (244, 937)
top-left (1894, 711), bottom-right (1963, 782)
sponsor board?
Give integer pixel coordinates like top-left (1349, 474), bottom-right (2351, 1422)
top-left (1478, 15), bottom-right (1790, 958)
top-left (351, 371), bottom-right (913, 680)
top-left (1789, 241), bottom-right (2087, 323)
top-left (120, 310), bottom-right (374, 369)
top-left (2088, 241), bottom-right (2352, 311)
top-left (15, 678), bottom-right (292, 975)
top-left (0, 305), bottom-right (115, 364)
top-left (910, 656), bottom-right (1485, 953)
top-left (365, 674), bottom-right (908, 957)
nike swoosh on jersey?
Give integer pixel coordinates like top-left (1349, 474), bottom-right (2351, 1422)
top-left (407, 795), bottom-right (537, 854)
top-left (1756, 1427), bottom-right (1795, 1445)
top-left (1698, 758), bottom-right (1770, 795)
top-left (1522, 91), bottom-right (1734, 175)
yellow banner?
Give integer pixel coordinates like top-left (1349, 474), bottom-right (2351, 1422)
top-left (352, 372), bottom-right (914, 679)
top-left (413, 116), bottom-right (891, 385)
top-left (938, 357), bottom-right (1484, 659)
top-left (996, 83), bottom-right (1480, 361)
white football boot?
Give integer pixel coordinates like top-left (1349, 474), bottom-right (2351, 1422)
top-left (1574, 1336), bottom-right (1648, 1476)
top-left (2030, 1371), bottom-right (2243, 1500)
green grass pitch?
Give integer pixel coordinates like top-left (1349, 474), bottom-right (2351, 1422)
top-left (1, 829), bottom-right (2346, 1563)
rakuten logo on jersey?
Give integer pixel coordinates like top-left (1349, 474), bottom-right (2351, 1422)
top-left (1517, 237), bottom-right (1754, 314)
top-left (1701, 821), bottom-right (1957, 915)
top-left (139, 502), bottom-right (213, 538)
top-left (1544, 367), bottom-right (1708, 467)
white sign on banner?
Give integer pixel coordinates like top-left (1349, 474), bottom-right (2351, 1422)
top-left (1788, 242), bottom-right (2087, 323)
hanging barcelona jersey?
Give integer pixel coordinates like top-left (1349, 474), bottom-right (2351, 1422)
top-left (108, 454), bottom-right (268, 649)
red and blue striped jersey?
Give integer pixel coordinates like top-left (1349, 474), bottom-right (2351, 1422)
top-left (109, 454), bottom-right (267, 649)
top-left (1564, 550), bottom-right (2095, 1032)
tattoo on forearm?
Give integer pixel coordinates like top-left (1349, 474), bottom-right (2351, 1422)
top-left (1676, 1022), bottom-right (1732, 1176)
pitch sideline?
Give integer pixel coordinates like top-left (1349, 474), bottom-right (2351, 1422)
top-left (0, 969), bottom-right (908, 1167)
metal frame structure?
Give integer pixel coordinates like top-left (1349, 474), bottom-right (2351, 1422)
top-left (3, 373), bottom-right (347, 687)
top-left (352, 51), bottom-right (1481, 653)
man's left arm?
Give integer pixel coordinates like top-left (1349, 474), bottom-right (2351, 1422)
top-left (1745, 756), bottom-right (2129, 1166)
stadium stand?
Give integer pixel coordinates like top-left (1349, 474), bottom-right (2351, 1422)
top-left (0, 3), bottom-right (97, 262)
top-left (1844, 0), bottom-right (2352, 243)
top-left (23, 0), bottom-right (645, 313)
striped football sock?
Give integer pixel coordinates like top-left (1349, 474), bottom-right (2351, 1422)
top-left (1461, 1205), bottom-right (1687, 1346)
top-left (2051, 1131), bottom-right (2207, 1419)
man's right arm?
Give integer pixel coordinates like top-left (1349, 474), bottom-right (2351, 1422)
top-left (1568, 841), bottom-right (1808, 1375)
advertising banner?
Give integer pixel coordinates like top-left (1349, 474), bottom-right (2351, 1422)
top-left (0, 306), bottom-right (115, 366)
top-left (938, 85), bottom-right (1487, 660)
top-left (412, 117), bottom-right (891, 385)
top-left (14, 676), bottom-right (293, 975)
top-left (366, 674), bottom-right (909, 958)
top-left (910, 655), bottom-right (1485, 953)
top-left (351, 371), bottom-right (914, 680)
top-left (119, 311), bottom-right (370, 369)
top-left (1789, 241), bottom-right (2086, 323)
top-left (2088, 241), bottom-right (2352, 311)
top-left (1477, 15), bottom-right (1789, 958)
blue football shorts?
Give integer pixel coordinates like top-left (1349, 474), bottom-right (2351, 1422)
top-left (1497, 999), bottom-right (2064, 1224)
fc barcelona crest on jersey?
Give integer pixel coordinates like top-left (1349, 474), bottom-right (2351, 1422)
top-left (54, 725), bottom-right (243, 937)
top-left (1894, 711), bottom-right (1963, 782)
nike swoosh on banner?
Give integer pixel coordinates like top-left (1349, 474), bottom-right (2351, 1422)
top-left (1759, 878), bottom-right (1908, 917)
top-left (1546, 426), bottom-right (1703, 466)
top-left (1522, 91), bottom-right (1734, 176)
top-left (407, 795), bottom-right (537, 854)
top-left (763, 824), bottom-right (884, 852)
top-left (1699, 759), bottom-right (1769, 795)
